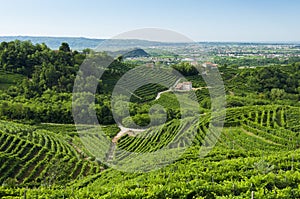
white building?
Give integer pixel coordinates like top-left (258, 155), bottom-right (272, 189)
top-left (202, 62), bottom-right (218, 69)
top-left (175, 82), bottom-right (192, 91)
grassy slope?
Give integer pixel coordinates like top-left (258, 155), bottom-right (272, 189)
top-left (0, 70), bottom-right (25, 90)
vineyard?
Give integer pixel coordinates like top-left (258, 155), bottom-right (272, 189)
top-left (0, 121), bottom-right (103, 188)
top-left (114, 66), bottom-right (178, 103)
top-left (78, 105), bottom-right (300, 198)
top-left (1, 105), bottom-right (299, 198)
top-left (0, 39), bottom-right (300, 198)
top-left (113, 105), bottom-right (300, 158)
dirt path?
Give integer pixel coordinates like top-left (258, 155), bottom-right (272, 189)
top-left (192, 86), bottom-right (211, 91)
top-left (106, 79), bottom-right (210, 161)
top-left (112, 124), bottom-right (145, 143)
top-left (155, 78), bottom-right (181, 100)
top-left (106, 124), bottom-right (146, 162)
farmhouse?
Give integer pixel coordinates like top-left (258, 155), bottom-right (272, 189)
top-left (175, 82), bottom-right (192, 91)
top-left (202, 62), bottom-right (218, 69)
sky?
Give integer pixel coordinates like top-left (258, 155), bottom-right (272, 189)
top-left (1, 0), bottom-right (300, 42)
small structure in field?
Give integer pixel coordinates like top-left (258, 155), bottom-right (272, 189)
top-left (202, 62), bottom-right (218, 69)
top-left (175, 82), bottom-right (192, 91)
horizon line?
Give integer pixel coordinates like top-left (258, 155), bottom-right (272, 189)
top-left (0, 35), bottom-right (299, 44)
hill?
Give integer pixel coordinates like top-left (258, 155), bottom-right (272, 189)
top-left (0, 39), bottom-right (300, 198)
top-left (0, 36), bottom-right (104, 50)
top-left (0, 121), bottom-right (106, 187)
top-left (0, 36), bottom-right (188, 51)
top-left (1, 105), bottom-right (299, 198)
top-left (123, 48), bottom-right (150, 58)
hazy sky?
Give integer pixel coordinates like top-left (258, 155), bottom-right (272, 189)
top-left (1, 0), bottom-right (300, 42)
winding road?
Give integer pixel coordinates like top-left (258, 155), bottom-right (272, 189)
top-left (112, 78), bottom-right (182, 143)
top-left (155, 78), bottom-right (181, 100)
top-left (106, 79), bottom-right (181, 161)
top-left (106, 78), bottom-right (210, 161)
top-left (112, 124), bottom-right (145, 143)
top-left (106, 124), bottom-right (145, 162)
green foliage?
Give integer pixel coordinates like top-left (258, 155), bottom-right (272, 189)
top-left (253, 160), bottom-right (274, 175)
top-left (1, 40), bottom-right (300, 198)
top-left (214, 56), bottom-right (300, 68)
top-left (0, 70), bottom-right (25, 90)
top-left (5, 150), bottom-right (300, 198)
top-left (59, 42), bottom-right (71, 52)
top-left (220, 64), bottom-right (300, 99)
top-left (0, 120), bottom-right (103, 187)
top-left (172, 62), bottom-right (199, 76)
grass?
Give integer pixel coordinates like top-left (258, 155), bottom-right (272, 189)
top-left (0, 70), bottom-right (25, 90)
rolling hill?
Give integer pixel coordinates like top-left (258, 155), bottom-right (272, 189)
top-left (0, 121), bottom-right (104, 187)
top-left (1, 105), bottom-right (299, 198)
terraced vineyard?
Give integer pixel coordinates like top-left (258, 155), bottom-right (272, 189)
top-left (113, 67), bottom-right (178, 103)
top-left (214, 106), bottom-right (298, 153)
top-left (2, 105), bottom-right (299, 198)
top-left (0, 105), bottom-right (299, 198)
top-left (0, 121), bottom-right (103, 187)
top-left (131, 83), bottom-right (169, 102)
top-left (109, 105), bottom-right (300, 162)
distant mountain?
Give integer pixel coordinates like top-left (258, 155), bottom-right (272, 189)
top-left (0, 36), bottom-right (190, 51)
top-left (1, 36), bottom-right (299, 51)
top-left (0, 36), bottom-right (104, 50)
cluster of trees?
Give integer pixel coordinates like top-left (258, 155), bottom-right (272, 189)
top-left (219, 63), bottom-right (300, 104)
top-left (0, 40), bottom-right (139, 124)
top-left (242, 64), bottom-right (300, 103)
top-left (247, 64), bottom-right (300, 94)
top-left (215, 56), bottom-right (300, 68)
top-left (112, 96), bottom-right (180, 128)
top-left (0, 41), bottom-right (86, 95)
top-left (0, 40), bottom-right (135, 97)
top-left (1, 40), bottom-right (300, 125)
top-left (0, 90), bottom-right (119, 124)
top-left (171, 62), bottom-right (199, 76)
top-left (0, 90), bottom-right (73, 123)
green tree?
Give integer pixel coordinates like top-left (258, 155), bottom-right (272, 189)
top-left (270, 88), bottom-right (286, 100)
top-left (59, 42), bottom-right (71, 52)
